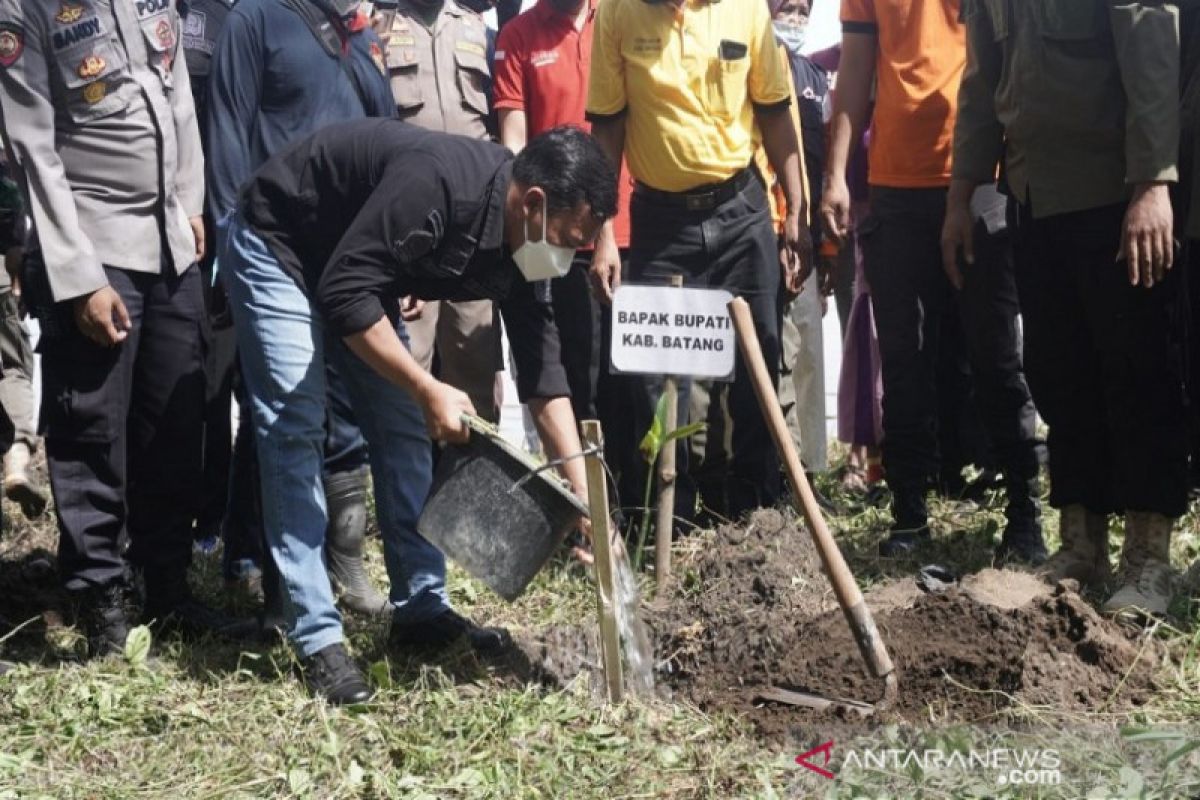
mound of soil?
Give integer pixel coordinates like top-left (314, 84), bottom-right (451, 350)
top-left (518, 509), bottom-right (1162, 737)
top-left (649, 510), bottom-right (1159, 736)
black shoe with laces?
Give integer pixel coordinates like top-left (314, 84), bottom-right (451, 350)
top-left (301, 643), bottom-right (373, 705)
top-left (77, 581), bottom-right (132, 659)
top-left (389, 608), bottom-right (512, 654)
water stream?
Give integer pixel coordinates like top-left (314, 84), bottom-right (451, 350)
top-left (611, 542), bottom-right (655, 696)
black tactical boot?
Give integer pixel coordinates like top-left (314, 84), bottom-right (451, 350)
top-left (324, 466), bottom-right (389, 616)
top-left (77, 581), bottom-right (133, 659)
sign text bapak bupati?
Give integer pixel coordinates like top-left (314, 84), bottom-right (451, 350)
top-left (610, 285), bottom-right (735, 379)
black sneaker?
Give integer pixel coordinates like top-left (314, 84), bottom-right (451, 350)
top-left (389, 609), bottom-right (512, 654)
top-left (77, 582), bottom-right (132, 659)
top-left (878, 525), bottom-right (932, 557)
top-left (143, 595), bottom-right (257, 641)
top-left (301, 643), bottom-right (373, 705)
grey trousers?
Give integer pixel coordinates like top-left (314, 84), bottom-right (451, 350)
top-left (0, 289), bottom-right (36, 451)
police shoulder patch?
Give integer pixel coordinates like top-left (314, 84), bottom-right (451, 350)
top-left (0, 23), bottom-right (23, 68)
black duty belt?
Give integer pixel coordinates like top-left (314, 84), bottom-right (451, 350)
top-left (634, 168), bottom-right (754, 211)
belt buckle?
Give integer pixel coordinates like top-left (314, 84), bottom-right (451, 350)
top-left (685, 191), bottom-right (715, 211)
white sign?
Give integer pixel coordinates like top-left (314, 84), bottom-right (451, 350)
top-left (610, 285), bottom-right (736, 379)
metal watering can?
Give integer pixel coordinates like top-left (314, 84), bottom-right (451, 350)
top-left (416, 415), bottom-right (590, 601)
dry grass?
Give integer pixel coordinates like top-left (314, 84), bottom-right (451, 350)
top-left (0, 460), bottom-right (1198, 798)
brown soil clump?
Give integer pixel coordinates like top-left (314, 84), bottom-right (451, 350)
top-left (521, 509), bottom-right (1162, 738)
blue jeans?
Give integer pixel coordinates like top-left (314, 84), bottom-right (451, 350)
top-left (222, 215), bottom-right (449, 656)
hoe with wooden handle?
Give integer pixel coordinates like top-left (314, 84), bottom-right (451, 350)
top-left (728, 297), bottom-right (897, 715)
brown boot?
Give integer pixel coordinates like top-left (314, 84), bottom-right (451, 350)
top-left (1039, 504), bottom-right (1111, 587)
top-left (1102, 512), bottom-right (1175, 622)
top-left (3, 442), bottom-right (47, 518)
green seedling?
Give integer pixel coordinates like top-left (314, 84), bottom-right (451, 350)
top-left (633, 390), bottom-right (705, 570)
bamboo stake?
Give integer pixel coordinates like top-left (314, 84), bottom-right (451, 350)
top-left (582, 420), bottom-right (624, 703)
top-left (655, 275), bottom-right (684, 590)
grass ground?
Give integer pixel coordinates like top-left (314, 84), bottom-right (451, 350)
top-left (0, 461), bottom-right (1198, 799)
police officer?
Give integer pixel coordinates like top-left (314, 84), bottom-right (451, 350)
top-left (946, 0), bottom-right (1183, 620)
top-left (380, 0), bottom-right (502, 423)
top-left (0, 0), bottom-right (236, 656)
top-left (206, 0), bottom-right (396, 616)
top-left (223, 121), bottom-right (615, 703)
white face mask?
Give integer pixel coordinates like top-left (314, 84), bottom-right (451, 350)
top-left (512, 204), bottom-right (576, 282)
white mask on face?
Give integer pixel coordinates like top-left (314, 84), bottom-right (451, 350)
top-left (512, 203), bottom-right (576, 282)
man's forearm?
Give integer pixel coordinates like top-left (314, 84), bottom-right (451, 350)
top-left (757, 108), bottom-right (805, 220)
top-left (590, 117), bottom-right (626, 248)
top-left (498, 108), bottom-right (528, 153)
top-left (344, 316), bottom-right (436, 400)
top-left (824, 33), bottom-right (876, 183)
top-left (528, 395), bottom-right (587, 496)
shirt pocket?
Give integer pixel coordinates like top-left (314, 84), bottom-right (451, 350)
top-left (138, 10), bottom-right (177, 89)
top-left (454, 44), bottom-right (489, 117)
top-left (387, 45), bottom-right (423, 112)
top-left (56, 39), bottom-right (133, 122)
top-left (1035, 0), bottom-right (1108, 59)
top-left (709, 41), bottom-right (750, 122)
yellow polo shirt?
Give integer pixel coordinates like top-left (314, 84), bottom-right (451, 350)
top-left (587, 0), bottom-right (793, 193)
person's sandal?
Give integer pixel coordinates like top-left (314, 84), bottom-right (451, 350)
top-left (840, 463), bottom-right (869, 495)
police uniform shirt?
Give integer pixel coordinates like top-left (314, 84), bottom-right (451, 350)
top-left (385, 0), bottom-right (490, 139)
top-left (0, 0), bottom-right (204, 302)
top-left (241, 118), bottom-right (568, 400)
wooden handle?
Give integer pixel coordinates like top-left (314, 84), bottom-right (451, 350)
top-left (727, 298), bottom-right (894, 681)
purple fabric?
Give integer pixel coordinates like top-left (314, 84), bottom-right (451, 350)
top-left (836, 212), bottom-right (883, 447)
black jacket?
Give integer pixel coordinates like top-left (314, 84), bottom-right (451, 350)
top-left (241, 119), bottom-right (569, 400)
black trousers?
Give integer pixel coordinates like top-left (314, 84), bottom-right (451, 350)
top-left (1013, 202), bottom-right (1189, 517)
top-left (862, 187), bottom-right (1039, 505)
top-left (38, 264), bottom-right (206, 594)
top-left (629, 174), bottom-right (781, 518)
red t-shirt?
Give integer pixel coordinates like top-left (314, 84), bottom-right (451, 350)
top-left (492, 0), bottom-right (632, 248)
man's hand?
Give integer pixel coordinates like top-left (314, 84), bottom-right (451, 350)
top-left (589, 228), bottom-right (622, 304)
top-left (400, 295), bottom-right (424, 322)
top-left (1120, 182), bottom-right (1174, 288)
top-left (73, 285), bottom-right (131, 346)
top-left (940, 201), bottom-right (975, 290)
top-left (817, 251), bottom-right (838, 297)
top-left (189, 215), bottom-right (206, 263)
top-left (783, 211), bottom-right (814, 290)
top-left (419, 379), bottom-right (475, 444)
top-left (821, 174), bottom-right (853, 246)
top-left (5, 246), bottom-right (22, 299)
